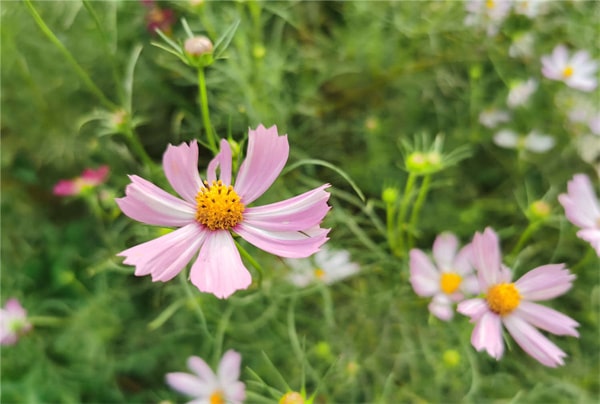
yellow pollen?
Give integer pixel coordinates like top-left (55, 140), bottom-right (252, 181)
top-left (314, 268), bottom-right (326, 279)
top-left (440, 272), bottom-right (462, 294)
top-left (210, 390), bottom-right (225, 404)
top-left (562, 66), bottom-right (574, 78)
top-left (195, 180), bottom-right (245, 230)
top-left (486, 0), bottom-right (495, 9)
top-left (486, 283), bottom-right (521, 316)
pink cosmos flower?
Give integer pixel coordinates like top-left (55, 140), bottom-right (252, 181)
top-left (558, 173), bottom-right (600, 256)
top-left (53, 165), bottom-right (109, 196)
top-left (464, 0), bottom-right (512, 36)
top-left (144, 5), bottom-right (175, 35)
top-left (0, 298), bottom-right (32, 345)
top-left (117, 125), bottom-right (331, 299)
top-left (541, 45), bottom-right (598, 92)
top-left (166, 350), bottom-right (245, 404)
top-left (457, 228), bottom-right (579, 367)
top-left (409, 233), bottom-right (479, 321)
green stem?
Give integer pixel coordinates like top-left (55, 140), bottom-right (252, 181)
top-left (386, 203), bottom-right (397, 252)
top-left (24, 0), bottom-right (117, 110)
top-left (395, 172), bottom-right (417, 257)
top-left (178, 271), bottom-right (214, 342)
top-left (407, 174), bottom-right (432, 249)
top-left (122, 125), bottom-right (155, 168)
top-left (28, 316), bottom-right (66, 327)
top-left (507, 221), bottom-right (540, 263)
top-left (197, 67), bottom-right (218, 154)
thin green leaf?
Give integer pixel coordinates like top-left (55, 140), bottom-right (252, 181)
top-left (214, 19), bottom-right (240, 59)
top-left (181, 18), bottom-right (194, 39)
top-left (123, 44), bottom-right (143, 113)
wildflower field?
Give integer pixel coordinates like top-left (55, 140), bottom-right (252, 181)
top-left (2, 1), bottom-right (600, 403)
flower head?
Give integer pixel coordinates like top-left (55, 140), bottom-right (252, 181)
top-left (457, 228), bottom-right (579, 367)
top-left (479, 108), bottom-right (511, 129)
top-left (493, 129), bottom-right (555, 153)
top-left (286, 247), bottom-right (359, 287)
top-left (541, 45), bottom-right (598, 92)
top-left (53, 166), bottom-right (109, 196)
top-left (464, 0), bottom-right (512, 36)
top-left (117, 125), bottom-right (330, 299)
top-left (509, 32), bottom-right (535, 59)
top-left (409, 233), bottom-right (479, 321)
top-left (507, 78), bottom-right (538, 108)
top-left (0, 298), bottom-right (32, 345)
top-left (558, 173), bottom-right (600, 256)
top-left (166, 350), bottom-right (245, 404)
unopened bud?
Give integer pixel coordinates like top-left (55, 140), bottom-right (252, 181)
top-left (279, 392), bottom-right (304, 404)
top-left (184, 36), bottom-right (213, 56)
top-left (528, 200), bottom-right (551, 220)
top-left (442, 349), bottom-right (461, 368)
top-left (382, 187), bottom-right (399, 205)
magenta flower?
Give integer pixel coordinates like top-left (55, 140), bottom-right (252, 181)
top-left (541, 45), bottom-right (598, 92)
top-left (145, 5), bottom-right (175, 35)
top-left (409, 233), bottom-right (479, 321)
top-left (117, 125), bottom-right (330, 299)
top-left (166, 350), bottom-right (245, 404)
top-left (0, 298), bottom-right (32, 345)
top-left (53, 165), bottom-right (109, 196)
top-left (558, 174), bottom-right (600, 256)
top-left (457, 228), bottom-right (579, 367)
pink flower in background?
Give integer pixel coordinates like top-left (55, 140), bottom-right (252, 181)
top-left (410, 233), bottom-right (479, 321)
top-left (558, 174), bottom-right (600, 256)
top-left (117, 125), bottom-right (330, 299)
top-left (143, 2), bottom-right (175, 35)
top-left (457, 228), bottom-right (579, 367)
top-left (53, 166), bottom-right (109, 196)
top-left (541, 45), bottom-right (598, 92)
top-left (0, 298), bottom-right (32, 345)
top-left (166, 350), bottom-right (245, 404)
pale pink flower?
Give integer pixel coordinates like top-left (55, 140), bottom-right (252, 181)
top-left (117, 125), bottom-right (330, 299)
top-left (493, 129), bottom-right (555, 153)
top-left (513, 0), bottom-right (549, 18)
top-left (541, 45), bottom-right (598, 92)
top-left (558, 174), bottom-right (600, 256)
top-left (166, 350), bottom-right (245, 404)
top-left (0, 298), bottom-right (32, 345)
top-left (457, 228), bottom-right (579, 367)
top-left (509, 32), bottom-right (535, 59)
top-left (479, 108), bottom-right (511, 128)
top-left (464, 0), bottom-right (512, 36)
top-left (286, 247), bottom-right (360, 287)
top-left (53, 165), bottom-right (109, 196)
top-left (507, 78), bottom-right (538, 108)
top-left (409, 233), bottom-right (479, 321)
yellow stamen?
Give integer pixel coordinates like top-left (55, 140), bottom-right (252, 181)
top-left (210, 390), bottom-right (225, 404)
top-left (440, 272), bottom-right (462, 294)
top-left (314, 268), bottom-right (326, 279)
top-left (486, 283), bottom-right (521, 316)
top-left (486, 0), bottom-right (495, 9)
top-left (195, 180), bottom-right (245, 230)
top-left (562, 66), bottom-right (574, 78)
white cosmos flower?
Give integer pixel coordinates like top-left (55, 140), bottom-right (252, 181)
top-left (493, 130), bottom-right (555, 153)
top-left (542, 45), bottom-right (598, 92)
top-left (286, 247), bottom-right (360, 287)
top-left (507, 78), bottom-right (538, 108)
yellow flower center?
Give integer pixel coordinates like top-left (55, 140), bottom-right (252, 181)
top-left (279, 392), bottom-right (305, 404)
top-left (195, 180), bottom-right (245, 230)
top-left (440, 272), bottom-right (462, 294)
top-left (210, 390), bottom-right (225, 404)
top-left (486, 283), bottom-right (521, 316)
top-left (562, 66), bottom-right (574, 78)
top-left (486, 0), bottom-right (495, 9)
top-left (314, 268), bottom-right (326, 279)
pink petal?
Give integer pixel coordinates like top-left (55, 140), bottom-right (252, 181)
top-left (234, 223), bottom-right (329, 258)
top-left (189, 231), bottom-right (252, 299)
top-left (503, 314), bottom-right (568, 367)
top-left (428, 294), bottom-right (454, 321)
top-left (166, 372), bottom-right (206, 397)
top-left (471, 311), bottom-right (504, 360)
top-left (552, 44), bottom-right (569, 67)
top-left (234, 125), bottom-right (289, 205)
top-left (577, 228), bottom-right (600, 256)
top-left (409, 249), bottom-right (440, 297)
top-left (567, 76), bottom-right (598, 92)
top-left (4, 298), bottom-right (26, 317)
top-left (116, 175), bottom-right (196, 226)
top-left (460, 274), bottom-right (481, 295)
top-left (515, 264), bottom-right (575, 301)
top-left (515, 301), bottom-right (579, 337)
top-left (53, 179), bottom-right (79, 196)
top-left (243, 185), bottom-right (330, 232)
top-left (226, 381), bottom-right (247, 403)
top-left (432, 232), bottom-right (458, 270)
top-left (118, 223), bottom-right (206, 281)
top-left (163, 141), bottom-right (203, 203)
top-left (188, 356), bottom-right (218, 386)
top-left (453, 243), bottom-right (474, 276)
top-left (566, 174), bottom-right (600, 222)
top-left (472, 227), bottom-right (503, 289)
top-left (81, 165), bottom-right (109, 185)
top-left (217, 350), bottom-right (242, 385)
top-left (457, 298), bottom-right (488, 320)
top-left (207, 139), bottom-right (232, 185)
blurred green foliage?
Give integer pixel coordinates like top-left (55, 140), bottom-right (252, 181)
top-left (1, 0), bottom-right (599, 403)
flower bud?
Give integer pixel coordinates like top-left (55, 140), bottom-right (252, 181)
top-left (184, 36), bottom-right (213, 56)
top-left (382, 186), bottom-right (399, 205)
top-left (442, 349), bottom-right (461, 368)
top-left (279, 392), bottom-right (304, 404)
top-left (528, 200), bottom-right (551, 220)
